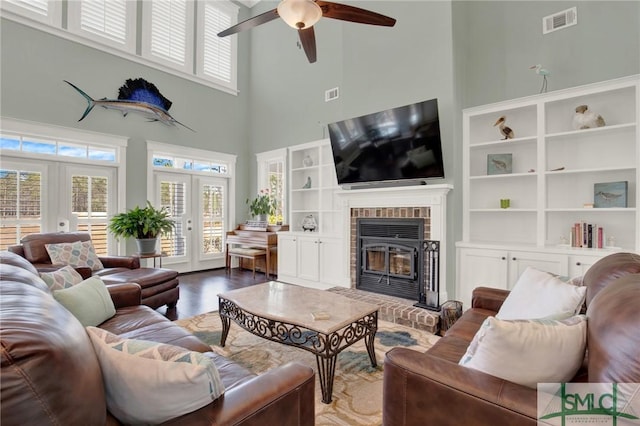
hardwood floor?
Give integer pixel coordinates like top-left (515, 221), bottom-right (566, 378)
top-left (159, 267), bottom-right (269, 320)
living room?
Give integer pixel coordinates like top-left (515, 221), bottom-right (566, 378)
top-left (1, 1), bottom-right (639, 425)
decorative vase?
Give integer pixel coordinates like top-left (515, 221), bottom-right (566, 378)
top-left (255, 214), bottom-right (268, 223)
top-left (136, 238), bottom-right (158, 255)
top-left (303, 155), bottom-right (313, 167)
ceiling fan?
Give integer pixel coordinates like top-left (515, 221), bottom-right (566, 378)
top-left (217, 0), bottom-right (396, 63)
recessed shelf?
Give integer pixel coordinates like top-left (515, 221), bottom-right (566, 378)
top-left (470, 172), bottom-right (537, 180)
top-left (544, 166), bottom-right (636, 175)
top-left (470, 136), bottom-right (537, 148)
top-left (470, 209), bottom-right (537, 213)
top-left (545, 208), bottom-right (635, 212)
top-left (545, 122), bottom-right (635, 139)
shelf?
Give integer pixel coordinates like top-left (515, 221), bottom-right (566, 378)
top-left (470, 209), bottom-right (537, 213)
top-left (470, 136), bottom-right (537, 148)
top-left (291, 188), bottom-right (319, 193)
top-left (470, 172), bottom-right (536, 180)
top-left (291, 165), bottom-right (319, 172)
top-left (545, 122), bottom-right (635, 139)
top-left (545, 208), bottom-right (635, 212)
top-left (544, 166), bottom-right (636, 175)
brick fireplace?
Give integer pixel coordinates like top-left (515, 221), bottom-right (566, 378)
top-left (336, 184), bottom-right (452, 303)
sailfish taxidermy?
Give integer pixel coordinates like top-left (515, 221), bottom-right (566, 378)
top-left (64, 78), bottom-right (194, 131)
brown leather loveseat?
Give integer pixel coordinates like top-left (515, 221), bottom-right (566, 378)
top-left (9, 232), bottom-right (179, 309)
top-left (0, 250), bottom-right (315, 425)
top-left (383, 252), bottom-right (640, 426)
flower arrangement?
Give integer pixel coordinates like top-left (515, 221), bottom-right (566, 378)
top-left (247, 189), bottom-right (277, 217)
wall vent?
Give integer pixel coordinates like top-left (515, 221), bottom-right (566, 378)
top-left (325, 87), bottom-right (339, 102)
top-left (543, 7), bottom-right (577, 34)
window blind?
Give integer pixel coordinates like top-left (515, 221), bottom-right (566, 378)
top-left (149, 0), bottom-right (188, 66)
top-left (5, 0), bottom-right (48, 16)
top-left (79, 0), bottom-right (128, 45)
top-left (202, 3), bottom-right (232, 83)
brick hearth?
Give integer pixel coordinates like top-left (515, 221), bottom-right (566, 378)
top-left (327, 287), bottom-right (440, 335)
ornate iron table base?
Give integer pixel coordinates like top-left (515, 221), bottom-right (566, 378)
top-left (218, 297), bottom-right (378, 404)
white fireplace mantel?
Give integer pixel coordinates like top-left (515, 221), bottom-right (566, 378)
top-left (336, 184), bottom-right (453, 302)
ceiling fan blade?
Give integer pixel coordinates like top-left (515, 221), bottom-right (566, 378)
top-left (316, 1), bottom-right (396, 27)
top-left (218, 8), bottom-right (279, 37)
top-left (298, 27), bottom-right (317, 64)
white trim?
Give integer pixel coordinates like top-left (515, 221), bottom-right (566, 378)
top-left (146, 140), bottom-right (237, 165)
top-left (1, 0), bottom-right (61, 27)
top-left (1, 8), bottom-right (239, 96)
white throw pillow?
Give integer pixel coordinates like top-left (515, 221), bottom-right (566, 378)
top-left (86, 327), bottom-right (225, 424)
top-left (496, 267), bottom-right (586, 320)
top-left (459, 315), bottom-right (587, 389)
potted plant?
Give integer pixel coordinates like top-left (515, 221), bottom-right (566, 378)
top-left (108, 201), bottom-right (175, 254)
top-left (247, 189), bottom-right (277, 222)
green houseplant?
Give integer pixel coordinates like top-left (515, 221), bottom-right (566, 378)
top-left (108, 201), bottom-right (175, 254)
top-left (247, 189), bottom-right (277, 222)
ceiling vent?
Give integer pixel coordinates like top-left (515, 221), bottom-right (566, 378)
top-left (325, 87), bottom-right (339, 102)
top-left (543, 7), bottom-right (577, 34)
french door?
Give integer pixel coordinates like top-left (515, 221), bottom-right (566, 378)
top-left (154, 171), bottom-right (227, 273)
top-left (0, 159), bottom-right (118, 254)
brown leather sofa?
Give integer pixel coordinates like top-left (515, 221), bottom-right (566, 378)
top-left (8, 232), bottom-right (179, 309)
top-left (0, 250), bottom-right (315, 425)
top-left (383, 252), bottom-right (640, 426)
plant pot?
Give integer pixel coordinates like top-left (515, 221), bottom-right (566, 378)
top-left (136, 238), bottom-right (158, 255)
top-left (254, 214), bottom-right (268, 222)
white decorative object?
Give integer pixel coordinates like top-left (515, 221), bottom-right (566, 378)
top-left (459, 315), bottom-right (587, 389)
top-left (303, 154), bottom-right (313, 167)
top-left (496, 267), bottom-right (586, 320)
top-left (301, 214), bottom-right (317, 231)
top-left (572, 104), bottom-right (605, 130)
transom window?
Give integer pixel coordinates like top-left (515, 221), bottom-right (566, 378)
top-left (152, 155), bottom-right (228, 174)
top-left (0, 134), bottom-right (117, 162)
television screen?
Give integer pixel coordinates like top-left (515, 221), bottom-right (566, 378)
top-left (328, 99), bottom-right (444, 186)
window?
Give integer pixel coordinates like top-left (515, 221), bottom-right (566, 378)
top-left (67, 0), bottom-right (136, 52)
top-left (159, 180), bottom-right (187, 257)
top-left (0, 168), bottom-right (42, 251)
top-left (72, 174), bottom-right (109, 255)
top-left (197, 0), bottom-right (238, 89)
top-left (2, 0), bottom-right (239, 94)
top-left (0, 133), bottom-right (117, 162)
top-left (201, 183), bottom-right (224, 255)
top-left (2, 0), bottom-right (61, 26)
top-left (256, 149), bottom-right (287, 224)
top-left (142, 0), bottom-right (194, 73)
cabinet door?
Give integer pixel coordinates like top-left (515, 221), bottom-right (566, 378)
top-left (568, 254), bottom-right (601, 278)
top-left (508, 251), bottom-right (568, 288)
top-left (319, 237), bottom-right (344, 286)
top-left (298, 236), bottom-right (320, 281)
top-left (277, 234), bottom-right (298, 278)
top-left (457, 248), bottom-right (509, 310)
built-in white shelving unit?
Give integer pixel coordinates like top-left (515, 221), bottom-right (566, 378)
top-left (456, 75), bottom-right (640, 309)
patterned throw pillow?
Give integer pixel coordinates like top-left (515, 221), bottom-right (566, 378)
top-left (45, 240), bottom-right (104, 271)
top-left (39, 265), bottom-right (83, 291)
top-left (86, 327), bottom-right (225, 424)
top-left (459, 315), bottom-right (587, 389)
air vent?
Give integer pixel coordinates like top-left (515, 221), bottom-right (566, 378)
top-left (543, 7), bottom-right (577, 34)
top-left (325, 87), bottom-right (339, 102)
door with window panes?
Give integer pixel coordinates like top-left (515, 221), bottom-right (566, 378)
top-left (155, 172), bottom-right (227, 273)
top-left (62, 165), bottom-right (117, 255)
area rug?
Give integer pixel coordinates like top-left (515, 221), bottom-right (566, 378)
top-left (175, 312), bottom-right (440, 426)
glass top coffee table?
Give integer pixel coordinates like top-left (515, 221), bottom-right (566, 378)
top-left (218, 281), bottom-right (379, 403)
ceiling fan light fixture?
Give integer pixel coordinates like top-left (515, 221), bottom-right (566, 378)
top-left (277, 0), bottom-right (322, 29)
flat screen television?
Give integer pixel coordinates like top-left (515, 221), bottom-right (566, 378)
top-left (328, 98), bottom-right (444, 186)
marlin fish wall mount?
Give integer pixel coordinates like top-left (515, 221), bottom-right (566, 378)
top-left (65, 78), bottom-right (194, 131)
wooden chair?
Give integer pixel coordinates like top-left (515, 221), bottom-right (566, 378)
top-left (226, 247), bottom-right (268, 279)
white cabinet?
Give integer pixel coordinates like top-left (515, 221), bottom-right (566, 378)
top-left (277, 233), bottom-right (346, 289)
top-left (457, 246), bottom-right (568, 310)
top-left (457, 75), bottom-right (639, 308)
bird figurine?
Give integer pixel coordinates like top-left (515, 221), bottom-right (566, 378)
top-left (572, 105), bottom-right (606, 130)
top-left (302, 176), bottom-right (312, 189)
top-left (493, 116), bottom-right (515, 140)
top-left (529, 64), bottom-right (550, 93)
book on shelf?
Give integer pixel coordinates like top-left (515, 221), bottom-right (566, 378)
top-left (571, 221), bottom-right (604, 249)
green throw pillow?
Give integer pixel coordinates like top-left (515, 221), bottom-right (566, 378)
top-left (53, 276), bottom-right (116, 326)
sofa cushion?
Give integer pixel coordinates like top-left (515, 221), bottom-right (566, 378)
top-left (0, 263), bottom-right (50, 292)
top-left (0, 250), bottom-right (40, 275)
top-left (40, 265), bottom-right (83, 291)
top-left (53, 276), bottom-right (116, 326)
top-left (86, 327), bottom-right (225, 425)
top-left (459, 315), bottom-right (587, 389)
top-left (0, 282), bottom-right (106, 425)
top-left (99, 267), bottom-right (178, 288)
top-left (583, 252), bottom-right (640, 305)
top-left (496, 267), bottom-right (586, 320)
top-left (45, 240), bottom-right (104, 271)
